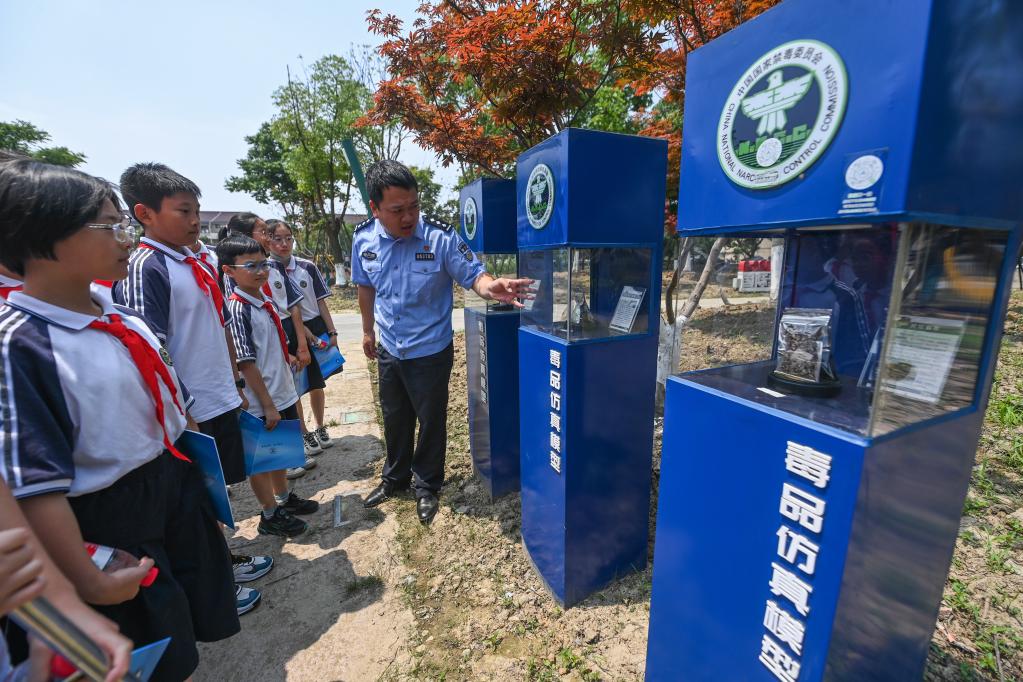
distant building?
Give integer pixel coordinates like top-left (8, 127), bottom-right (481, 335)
top-left (199, 211), bottom-right (240, 242)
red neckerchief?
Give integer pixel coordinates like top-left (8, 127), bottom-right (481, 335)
top-left (87, 313), bottom-right (189, 462)
top-left (229, 293), bottom-right (289, 363)
top-left (0, 285), bottom-right (21, 300)
top-left (138, 243), bottom-right (225, 325)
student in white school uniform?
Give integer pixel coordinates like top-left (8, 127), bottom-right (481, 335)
top-left (218, 213), bottom-right (326, 463)
top-left (266, 219), bottom-right (338, 450)
top-left (111, 163), bottom-right (268, 614)
top-left (0, 159), bottom-right (238, 681)
top-left (218, 236), bottom-right (320, 536)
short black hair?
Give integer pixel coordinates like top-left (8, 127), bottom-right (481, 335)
top-left (365, 159), bottom-right (417, 206)
top-left (215, 234), bottom-right (263, 268)
top-left (0, 159), bottom-right (121, 275)
top-left (265, 218), bottom-right (292, 238)
top-left (119, 162), bottom-right (200, 224)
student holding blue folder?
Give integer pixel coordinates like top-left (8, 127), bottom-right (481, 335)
top-left (218, 236), bottom-right (319, 538)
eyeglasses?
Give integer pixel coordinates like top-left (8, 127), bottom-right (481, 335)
top-left (270, 236), bottom-right (295, 245)
top-left (225, 260), bottom-right (273, 273)
top-left (87, 216), bottom-right (136, 245)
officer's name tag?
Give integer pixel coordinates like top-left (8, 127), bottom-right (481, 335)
top-left (415, 252), bottom-right (436, 261)
top-left (361, 250), bottom-right (377, 261)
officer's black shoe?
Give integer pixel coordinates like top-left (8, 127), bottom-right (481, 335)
top-left (417, 493), bottom-right (439, 525)
top-left (364, 482), bottom-right (395, 508)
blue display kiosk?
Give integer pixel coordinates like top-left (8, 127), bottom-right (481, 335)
top-left (462, 178), bottom-right (521, 499)
top-left (517, 128), bottom-right (667, 607)
top-left (646, 0), bottom-right (1023, 680)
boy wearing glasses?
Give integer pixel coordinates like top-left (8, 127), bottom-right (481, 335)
top-left (218, 235), bottom-right (319, 537)
top-left (266, 219), bottom-right (338, 451)
top-left (0, 158), bottom-right (239, 681)
top-left (112, 163), bottom-right (269, 615)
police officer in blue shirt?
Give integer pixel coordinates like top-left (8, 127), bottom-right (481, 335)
top-left (353, 161), bottom-right (531, 524)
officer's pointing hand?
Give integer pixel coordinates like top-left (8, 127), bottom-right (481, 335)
top-left (485, 277), bottom-right (535, 309)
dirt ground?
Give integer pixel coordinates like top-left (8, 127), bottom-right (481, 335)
top-left (199, 294), bottom-right (1023, 681)
top-left (195, 343), bottom-right (415, 682)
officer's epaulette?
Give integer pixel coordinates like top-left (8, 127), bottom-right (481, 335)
top-left (423, 214), bottom-right (454, 232)
top-left (353, 217), bottom-right (374, 232)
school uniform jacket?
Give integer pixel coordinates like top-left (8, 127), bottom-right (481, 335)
top-left (0, 290), bottom-right (191, 499)
top-left (113, 238), bottom-right (240, 423)
top-left (225, 289), bottom-right (299, 417)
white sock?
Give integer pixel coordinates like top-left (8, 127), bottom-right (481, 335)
top-left (262, 507), bottom-right (276, 519)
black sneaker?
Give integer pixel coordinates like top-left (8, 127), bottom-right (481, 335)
top-left (257, 508), bottom-right (308, 537)
top-left (281, 492), bottom-right (319, 515)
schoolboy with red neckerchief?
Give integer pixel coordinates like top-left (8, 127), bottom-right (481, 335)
top-left (0, 159), bottom-right (238, 681)
top-left (218, 235), bottom-right (319, 537)
top-left (111, 163), bottom-right (269, 614)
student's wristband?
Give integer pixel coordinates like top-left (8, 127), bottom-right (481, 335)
top-left (327, 331), bottom-right (338, 337)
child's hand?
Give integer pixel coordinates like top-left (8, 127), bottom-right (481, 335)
top-left (288, 354), bottom-right (299, 371)
top-left (0, 527), bottom-right (45, 613)
top-left (265, 407), bottom-right (281, 431)
top-left (92, 557), bottom-right (155, 605)
top-left (296, 345), bottom-right (311, 370)
top-left (237, 387), bottom-right (250, 411)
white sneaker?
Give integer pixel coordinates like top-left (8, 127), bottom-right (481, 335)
top-left (302, 454), bottom-right (317, 470)
top-left (285, 466), bottom-right (306, 480)
top-left (315, 426), bottom-right (334, 449)
top-left (303, 432), bottom-right (322, 456)
top-left (232, 554), bottom-right (273, 583)
top-left (235, 584), bottom-right (261, 615)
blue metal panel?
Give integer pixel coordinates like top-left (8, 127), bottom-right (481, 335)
top-left (520, 329), bottom-right (568, 601)
top-left (459, 178), bottom-right (517, 254)
top-left (676, 0), bottom-right (929, 234)
top-left (825, 411), bottom-right (984, 679)
top-left (907, 1), bottom-right (1023, 224)
top-left (465, 308), bottom-right (521, 498)
top-left (517, 128), bottom-right (668, 248)
top-left (520, 328), bottom-right (657, 606)
top-left (647, 376), bottom-right (867, 681)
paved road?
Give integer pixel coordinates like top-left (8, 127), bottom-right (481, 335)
top-left (331, 310), bottom-right (466, 343)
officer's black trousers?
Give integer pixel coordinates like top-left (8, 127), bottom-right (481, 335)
top-left (376, 342), bottom-right (454, 498)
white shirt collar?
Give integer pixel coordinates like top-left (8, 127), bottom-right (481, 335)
top-left (0, 274), bottom-right (22, 288)
top-left (7, 289), bottom-right (119, 331)
top-left (139, 237), bottom-right (194, 262)
top-left (283, 255), bottom-right (297, 273)
top-left (231, 287), bottom-right (270, 307)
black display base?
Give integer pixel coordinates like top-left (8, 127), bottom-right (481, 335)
top-left (767, 371), bottom-right (842, 399)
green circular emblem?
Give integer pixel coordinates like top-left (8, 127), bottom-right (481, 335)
top-left (463, 197), bottom-right (478, 240)
top-left (717, 40), bottom-right (848, 189)
top-left (159, 346), bottom-right (173, 366)
top-left (525, 163), bottom-right (554, 229)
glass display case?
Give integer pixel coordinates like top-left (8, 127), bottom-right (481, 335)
top-left (646, 1), bottom-right (1023, 679)
top-left (676, 223), bottom-right (1006, 437)
top-left (465, 253), bottom-right (519, 311)
top-left (518, 247), bottom-right (653, 340)
top-left (516, 128), bottom-right (667, 608)
top-left (461, 178), bottom-right (521, 499)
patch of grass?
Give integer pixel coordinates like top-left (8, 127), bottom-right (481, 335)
top-left (344, 573), bottom-right (384, 597)
top-left (991, 394), bottom-right (1023, 427)
top-left (1006, 434), bottom-right (1023, 470)
top-left (946, 578), bottom-right (980, 622)
top-left (984, 540), bottom-right (1011, 573)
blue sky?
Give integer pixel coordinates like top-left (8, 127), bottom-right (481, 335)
top-left (0, 0), bottom-right (450, 216)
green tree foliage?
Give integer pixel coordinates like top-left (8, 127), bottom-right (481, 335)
top-left (0, 120), bottom-right (86, 167)
top-left (225, 122), bottom-right (302, 217)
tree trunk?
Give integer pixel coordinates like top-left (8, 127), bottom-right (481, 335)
top-left (679, 237), bottom-right (727, 322)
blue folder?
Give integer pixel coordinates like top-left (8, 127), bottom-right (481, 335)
top-left (239, 410), bottom-right (305, 475)
top-left (314, 334), bottom-right (345, 380)
top-left (176, 430), bottom-right (235, 530)
top-left (129, 637), bottom-right (171, 681)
